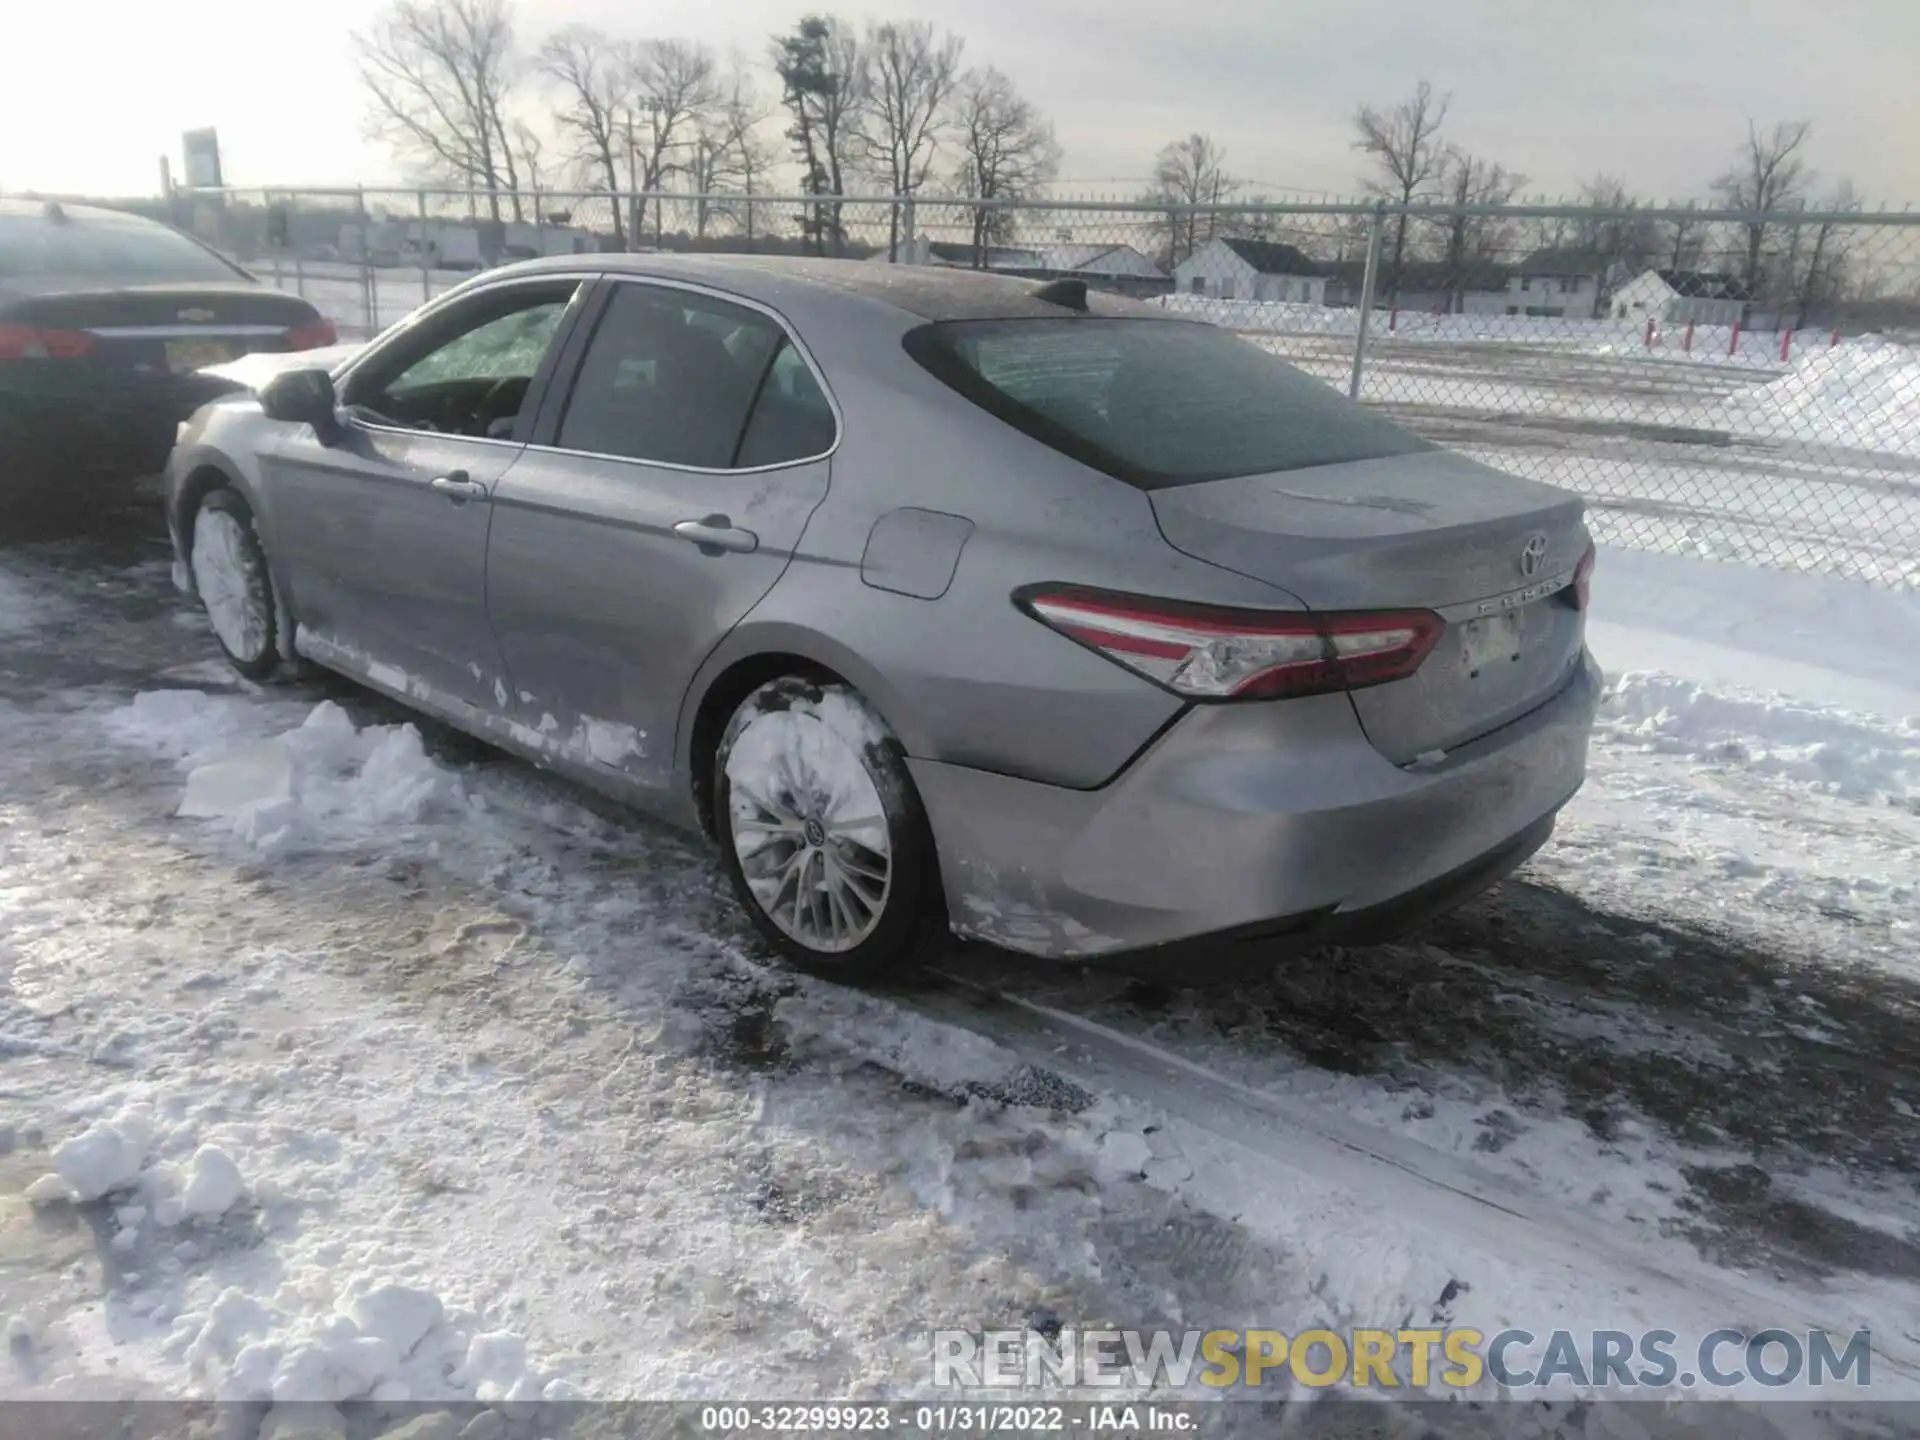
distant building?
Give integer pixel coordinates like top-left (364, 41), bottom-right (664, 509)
top-left (1171, 238), bottom-right (1325, 304)
top-left (883, 236), bottom-right (1169, 297)
top-left (1321, 259), bottom-right (1513, 315)
top-left (1609, 268), bottom-right (1751, 326)
top-left (1507, 249), bottom-right (1612, 318)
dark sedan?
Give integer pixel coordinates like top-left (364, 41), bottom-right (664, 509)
top-left (1, 198), bottom-right (337, 516)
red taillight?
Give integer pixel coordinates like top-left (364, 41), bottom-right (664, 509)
top-left (0, 323), bottom-right (95, 361)
top-left (1567, 543), bottom-right (1596, 611)
top-left (284, 317), bottom-right (338, 351)
top-left (1019, 586), bottom-right (1443, 701)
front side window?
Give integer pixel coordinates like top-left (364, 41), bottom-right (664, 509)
top-left (345, 283), bottom-right (577, 439)
top-left (557, 284), bottom-right (830, 469)
top-left (903, 317), bottom-right (1432, 490)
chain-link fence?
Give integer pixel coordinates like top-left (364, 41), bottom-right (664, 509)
top-left (168, 186), bottom-right (1920, 589)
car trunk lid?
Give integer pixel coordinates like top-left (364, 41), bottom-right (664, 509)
top-left (2, 282), bottom-right (322, 376)
top-left (1149, 449), bottom-right (1591, 764)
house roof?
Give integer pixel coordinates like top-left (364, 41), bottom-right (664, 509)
top-left (1321, 259), bottom-right (1513, 293)
top-left (922, 239), bottom-right (1043, 269)
top-left (1518, 248), bottom-right (1612, 276)
top-left (1218, 238), bottom-right (1321, 276)
top-left (1033, 243), bottom-right (1167, 278)
top-left (1654, 269), bottom-right (1753, 301)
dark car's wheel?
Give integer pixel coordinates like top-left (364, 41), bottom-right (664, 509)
top-left (714, 677), bottom-right (942, 980)
top-left (188, 489), bottom-right (282, 682)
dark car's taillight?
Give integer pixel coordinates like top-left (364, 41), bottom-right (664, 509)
top-left (1018, 585), bottom-right (1443, 700)
top-left (0, 323), bottom-right (95, 361)
top-left (284, 318), bottom-right (338, 351)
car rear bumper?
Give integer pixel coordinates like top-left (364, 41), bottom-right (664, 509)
top-left (1, 374), bottom-right (239, 492)
top-left (909, 651), bottom-right (1602, 960)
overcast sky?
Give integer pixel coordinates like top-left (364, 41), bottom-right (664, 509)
top-left (4, 0), bottom-right (1915, 203)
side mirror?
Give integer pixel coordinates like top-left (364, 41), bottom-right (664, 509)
top-left (260, 367), bottom-right (343, 445)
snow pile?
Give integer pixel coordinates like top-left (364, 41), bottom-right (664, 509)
top-left (166, 1277), bottom-right (564, 1404)
top-left (1729, 335), bottom-right (1920, 455)
top-left (46, 1108), bottom-right (155, 1202)
top-left (1600, 671), bottom-right (1920, 802)
top-left (106, 695), bottom-right (463, 851)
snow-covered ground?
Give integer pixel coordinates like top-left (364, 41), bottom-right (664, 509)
top-left (2, 523), bottom-right (1917, 1437)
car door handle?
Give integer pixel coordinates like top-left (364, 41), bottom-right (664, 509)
top-left (673, 516), bottom-right (759, 555)
top-left (430, 472), bottom-right (489, 505)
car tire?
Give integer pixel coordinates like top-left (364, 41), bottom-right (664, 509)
top-left (713, 677), bottom-right (942, 980)
top-left (188, 489), bottom-right (284, 683)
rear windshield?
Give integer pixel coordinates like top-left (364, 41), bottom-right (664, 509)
top-left (0, 214), bottom-right (245, 283)
top-left (903, 317), bottom-right (1433, 488)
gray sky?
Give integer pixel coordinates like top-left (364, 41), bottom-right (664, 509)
top-left (4, 0), bottom-right (1915, 202)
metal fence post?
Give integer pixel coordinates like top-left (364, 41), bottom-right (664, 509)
top-left (900, 196), bottom-right (916, 263)
top-left (417, 191), bottom-right (432, 305)
top-left (355, 187), bottom-right (374, 338)
top-left (1347, 201), bottom-right (1387, 400)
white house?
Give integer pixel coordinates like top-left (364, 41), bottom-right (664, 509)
top-left (1034, 243), bottom-right (1166, 282)
top-left (1609, 268), bottom-right (1750, 326)
top-left (1506, 248), bottom-right (1610, 318)
top-left (1172, 238), bottom-right (1325, 304)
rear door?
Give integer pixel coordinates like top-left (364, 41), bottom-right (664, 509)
top-left (263, 276), bottom-right (589, 711)
top-left (484, 278), bottom-right (836, 794)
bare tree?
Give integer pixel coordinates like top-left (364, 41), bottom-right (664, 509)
top-left (865, 20), bottom-right (965, 260)
top-left (1144, 133), bottom-right (1237, 267)
top-left (1572, 172), bottom-right (1660, 315)
top-left (1431, 148), bottom-right (1525, 312)
top-left (951, 67), bottom-right (1060, 264)
top-left (354, 0), bottom-right (525, 222)
top-left (1792, 180), bottom-right (1860, 328)
top-left (630, 39), bottom-right (720, 245)
top-left (1714, 119), bottom-right (1814, 294)
top-left (538, 24), bottom-right (635, 244)
top-left (1352, 79), bottom-right (1451, 303)
top-left (771, 15), bottom-right (868, 255)
top-left (510, 119), bottom-right (548, 200)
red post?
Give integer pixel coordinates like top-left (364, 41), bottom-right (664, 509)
top-left (1728, 319), bottom-right (1741, 357)
top-left (1684, 321), bottom-right (1694, 353)
top-left (1644, 317), bottom-right (1656, 349)
top-left (1780, 329), bottom-right (1794, 362)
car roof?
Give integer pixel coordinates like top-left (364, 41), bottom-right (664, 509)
top-left (498, 252), bottom-right (1178, 324)
top-left (0, 198), bottom-right (163, 226)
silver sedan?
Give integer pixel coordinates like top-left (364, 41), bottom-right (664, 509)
top-left (165, 255), bottom-right (1600, 977)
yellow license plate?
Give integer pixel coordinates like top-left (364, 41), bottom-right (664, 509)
top-left (165, 339), bottom-right (235, 372)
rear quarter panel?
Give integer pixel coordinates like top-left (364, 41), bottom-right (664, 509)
top-left (679, 284), bottom-right (1318, 791)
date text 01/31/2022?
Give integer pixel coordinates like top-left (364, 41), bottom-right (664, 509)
top-left (697, 1403), bottom-right (1198, 1432)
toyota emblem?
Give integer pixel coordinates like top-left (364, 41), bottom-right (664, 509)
top-left (1518, 533), bottom-right (1549, 578)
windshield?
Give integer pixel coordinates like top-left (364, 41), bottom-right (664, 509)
top-left (903, 316), bottom-right (1433, 489)
top-left (0, 213), bottom-right (246, 283)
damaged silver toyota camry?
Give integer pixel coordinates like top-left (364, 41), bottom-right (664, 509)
top-left (164, 255), bottom-right (1600, 977)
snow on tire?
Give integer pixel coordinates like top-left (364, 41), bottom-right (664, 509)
top-left (190, 489), bottom-right (280, 681)
top-left (715, 677), bottom-right (941, 979)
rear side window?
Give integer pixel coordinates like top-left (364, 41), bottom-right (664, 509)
top-left (736, 343), bottom-right (835, 467)
top-left (903, 318), bottom-right (1432, 488)
top-left (558, 284), bottom-right (830, 469)
top-left (0, 214), bottom-right (245, 283)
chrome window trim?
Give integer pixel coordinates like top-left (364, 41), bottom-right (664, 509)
top-left (334, 271), bottom-right (599, 445)
top-left (526, 272), bottom-right (843, 476)
top-left (88, 324), bottom-right (292, 338)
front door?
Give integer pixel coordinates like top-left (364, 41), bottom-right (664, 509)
top-left (484, 279), bottom-right (838, 794)
top-left (263, 278), bottom-right (585, 710)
